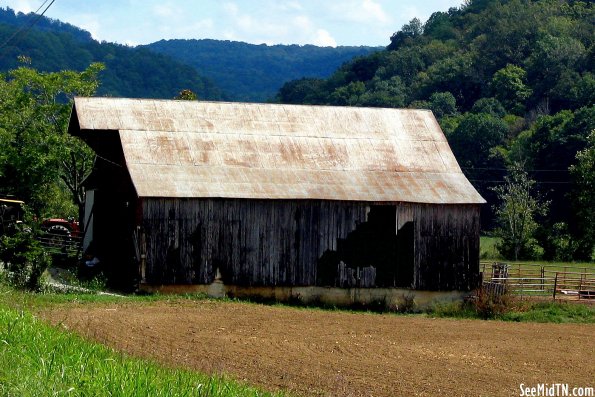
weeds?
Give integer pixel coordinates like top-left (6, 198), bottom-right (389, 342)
top-left (472, 286), bottom-right (513, 319)
top-left (396, 292), bottom-right (417, 313)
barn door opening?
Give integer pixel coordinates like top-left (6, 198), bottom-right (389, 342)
top-left (93, 190), bottom-right (138, 290)
top-left (395, 221), bottom-right (414, 288)
top-left (317, 205), bottom-right (400, 288)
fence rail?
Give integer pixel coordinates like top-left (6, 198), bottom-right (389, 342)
top-left (37, 231), bottom-right (82, 255)
top-left (481, 262), bottom-right (595, 302)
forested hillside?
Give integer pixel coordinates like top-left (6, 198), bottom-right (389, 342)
top-left (277, 0), bottom-right (594, 261)
top-left (0, 7), bottom-right (223, 100)
top-left (145, 39), bottom-right (379, 102)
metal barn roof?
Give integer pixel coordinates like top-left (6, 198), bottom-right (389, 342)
top-left (69, 97), bottom-right (485, 204)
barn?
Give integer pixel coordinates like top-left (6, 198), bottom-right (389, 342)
top-left (68, 97), bottom-right (484, 302)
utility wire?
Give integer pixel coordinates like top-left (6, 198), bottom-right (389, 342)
top-left (0, 0), bottom-right (57, 54)
top-left (461, 166), bottom-right (570, 172)
top-left (469, 179), bottom-right (574, 185)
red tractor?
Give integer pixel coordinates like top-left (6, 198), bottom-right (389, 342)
top-left (41, 217), bottom-right (81, 249)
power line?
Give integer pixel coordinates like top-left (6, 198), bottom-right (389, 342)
top-left (0, 0), bottom-right (57, 54)
top-left (461, 166), bottom-right (570, 172)
top-left (469, 179), bottom-right (574, 185)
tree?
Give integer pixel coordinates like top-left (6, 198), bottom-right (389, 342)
top-left (570, 131), bottom-right (595, 260)
top-left (428, 91), bottom-right (457, 118)
top-left (387, 18), bottom-right (423, 51)
top-left (423, 11), bottom-right (458, 41)
top-left (448, 112), bottom-right (507, 170)
top-left (492, 164), bottom-right (547, 260)
top-left (329, 81), bottom-right (365, 106)
top-left (358, 76), bottom-right (407, 108)
top-left (526, 34), bottom-right (587, 112)
top-left (175, 89), bottom-right (198, 100)
top-left (471, 97), bottom-right (506, 118)
top-left (526, 106), bottom-right (594, 227)
top-left (0, 62), bottom-right (104, 217)
top-left (276, 78), bottom-right (327, 105)
top-left (448, 112), bottom-right (508, 229)
top-left (490, 64), bottom-right (531, 115)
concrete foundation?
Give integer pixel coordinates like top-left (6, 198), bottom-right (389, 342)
top-left (140, 281), bottom-right (469, 310)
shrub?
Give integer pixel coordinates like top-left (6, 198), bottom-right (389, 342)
top-left (472, 286), bottom-right (512, 319)
top-left (396, 292), bottom-right (417, 313)
top-left (0, 231), bottom-right (51, 290)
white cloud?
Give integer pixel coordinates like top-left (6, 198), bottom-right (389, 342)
top-left (361, 0), bottom-right (390, 24)
top-left (290, 15), bottom-right (336, 47)
top-left (331, 0), bottom-right (391, 25)
top-left (313, 29), bottom-right (337, 47)
top-left (2, 0), bottom-right (35, 13)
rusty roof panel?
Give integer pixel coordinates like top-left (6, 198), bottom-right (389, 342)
top-left (71, 97), bottom-right (485, 204)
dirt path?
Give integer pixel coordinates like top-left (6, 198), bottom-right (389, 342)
top-left (41, 300), bottom-right (594, 397)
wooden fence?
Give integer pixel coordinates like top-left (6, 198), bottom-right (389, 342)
top-left (480, 261), bottom-right (595, 302)
top-left (38, 231), bottom-right (82, 256)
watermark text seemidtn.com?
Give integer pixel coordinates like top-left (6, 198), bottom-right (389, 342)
top-left (520, 384), bottom-right (594, 397)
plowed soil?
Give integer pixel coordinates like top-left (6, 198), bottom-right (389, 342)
top-left (41, 300), bottom-right (594, 397)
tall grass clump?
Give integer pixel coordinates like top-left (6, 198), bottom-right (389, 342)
top-left (0, 306), bottom-right (282, 396)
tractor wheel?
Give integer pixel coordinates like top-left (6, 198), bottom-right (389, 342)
top-left (46, 225), bottom-right (70, 248)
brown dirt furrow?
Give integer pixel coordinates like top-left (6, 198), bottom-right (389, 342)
top-left (40, 300), bottom-right (595, 397)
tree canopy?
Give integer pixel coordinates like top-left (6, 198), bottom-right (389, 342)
top-left (0, 62), bottom-right (103, 217)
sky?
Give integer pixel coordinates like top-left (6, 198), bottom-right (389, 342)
top-left (2, 0), bottom-right (464, 47)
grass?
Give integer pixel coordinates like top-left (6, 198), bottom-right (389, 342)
top-left (427, 296), bottom-right (595, 323)
top-left (499, 301), bottom-right (595, 323)
top-left (0, 286), bottom-right (283, 397)
top-left (480, 236), bottom-right (502, 260)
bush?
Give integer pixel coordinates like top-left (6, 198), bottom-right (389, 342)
top-left (539, 222), bottom-right (578, 261)
top-left (396, 292), bottom-right (417, 313)
top-left (0, 231), bottom-right (51, 290)
top-left (472, 286), bottom-right (512, 319)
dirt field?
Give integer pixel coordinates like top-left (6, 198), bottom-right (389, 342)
top-left (41, 300), bottom-right (594, 397)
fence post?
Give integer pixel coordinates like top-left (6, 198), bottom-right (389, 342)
top-left (541, 266), bottom-right (545, 291)
top-left (553, 272), bottom-right (558, 301)
top-left (520, 277), bottom-right (524, 300)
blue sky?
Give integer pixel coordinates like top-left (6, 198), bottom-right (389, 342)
top-left (3, 0), bottom-right (463, 47)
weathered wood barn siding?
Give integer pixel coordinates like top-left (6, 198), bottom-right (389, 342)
top-left (142, 198), bottom-right (368, 286)
top-left (413, 204), bottom-right (481, 290)
top-left (141, 198), bottom-right (480, 291)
